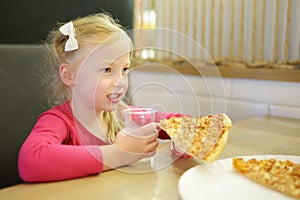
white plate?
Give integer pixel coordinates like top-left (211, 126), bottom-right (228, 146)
top-left (178, 155), bottom-right (300, 200)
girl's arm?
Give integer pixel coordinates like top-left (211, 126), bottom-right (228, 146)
top-left (18, 113), bottom-right (159, 182)
top-left (18, 114), bottom-right (103, 182)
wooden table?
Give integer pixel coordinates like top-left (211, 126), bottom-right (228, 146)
top-left (1, 116), bottom-right (299, 200)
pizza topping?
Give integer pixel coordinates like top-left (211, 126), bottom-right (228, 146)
top-left (159, 113), bottom-right (232, 162)
top-left (233, 157), bottom-right (300, 199)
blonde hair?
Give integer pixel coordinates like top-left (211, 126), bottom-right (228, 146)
top-left (43, 12), bottom-right (130, 142)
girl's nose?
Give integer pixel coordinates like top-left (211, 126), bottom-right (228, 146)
top-left (113, 72), bottom-right (127, 87)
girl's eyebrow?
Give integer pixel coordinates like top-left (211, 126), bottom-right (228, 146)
top-left (96, 61), bottom-right (130, 69)
top-left (98, 59), bottom-right (130, 67)
top-left (111, 61), bottom-right (131, 67)
top-left (123, 62), bottom-right (131, 67)
top-left (100, 61), bottom-right (112, 66)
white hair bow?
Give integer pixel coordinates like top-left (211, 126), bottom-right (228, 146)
top-left (59, 22), bottom-right (79, 51)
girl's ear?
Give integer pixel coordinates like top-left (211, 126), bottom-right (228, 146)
top-left (59, 63), bottom-right (75, 87)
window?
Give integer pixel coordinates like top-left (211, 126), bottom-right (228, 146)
top-left (133, 0), bottom-right (300, 82)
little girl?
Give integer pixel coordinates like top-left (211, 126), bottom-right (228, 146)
top-left (18, 12), bottom-right (184, 182)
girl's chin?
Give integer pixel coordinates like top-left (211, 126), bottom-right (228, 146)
top-left (95, 104), bottom-right (118, 112)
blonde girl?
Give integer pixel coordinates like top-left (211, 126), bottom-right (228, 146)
top-left (18, 12), bottom-right (162, 182)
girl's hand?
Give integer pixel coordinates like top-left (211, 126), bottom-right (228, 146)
top-left (170, 141), bottom-right (193, 158)
top-left (114, 122), bottom-right (159, 158)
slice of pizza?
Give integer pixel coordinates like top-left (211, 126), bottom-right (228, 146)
top-left (232, 157), bottom-right (300, 199)
top-left (159, 113), bottom-right (232, 162)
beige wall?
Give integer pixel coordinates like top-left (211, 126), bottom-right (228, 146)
top-left (129, 71), bottom-right (300, 123)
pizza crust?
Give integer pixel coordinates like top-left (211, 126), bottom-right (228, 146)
top-left (202, 129), bottom-right (229, 162)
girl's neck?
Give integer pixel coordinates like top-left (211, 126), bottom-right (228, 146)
top-left (70, 100), bottom-right (108, 141)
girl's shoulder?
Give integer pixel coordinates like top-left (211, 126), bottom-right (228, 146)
top-left (39, 101), bottom-right (73, 122)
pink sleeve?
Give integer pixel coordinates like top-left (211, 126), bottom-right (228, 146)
top-left (18, 114), bottom-right (103, 182)
top-left (127, 106), bottom-right (189, 122)
top-left (155, 111), bottom-right (189, 122)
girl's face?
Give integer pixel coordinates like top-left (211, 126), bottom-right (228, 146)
top-left (72, 34), bottom-right (131, 113)
top-left (94, 52), bottom-right (130, 112)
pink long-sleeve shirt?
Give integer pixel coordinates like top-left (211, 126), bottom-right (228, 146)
top-left (18, 101), bottom-right (183, 182)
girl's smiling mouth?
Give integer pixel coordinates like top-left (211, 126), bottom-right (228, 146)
top-left (107, 92), bottom-right (123, 103)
